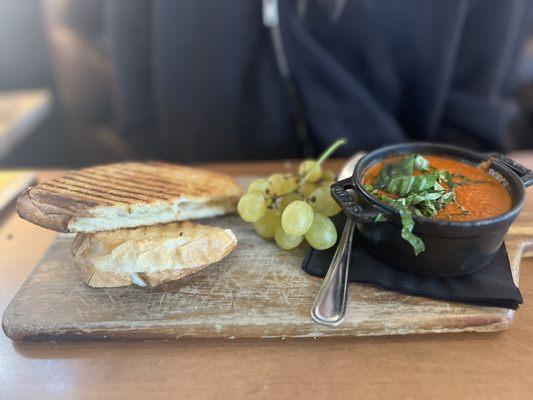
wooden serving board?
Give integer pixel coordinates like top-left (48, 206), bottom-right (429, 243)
top-left (3, 211), bottom-right (533, 342)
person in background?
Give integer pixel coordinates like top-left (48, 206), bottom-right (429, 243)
top-left (44, 0), bottom-right (532, 165)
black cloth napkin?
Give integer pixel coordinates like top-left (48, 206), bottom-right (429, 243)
top-left (302, 215), bottom-right (523, 309)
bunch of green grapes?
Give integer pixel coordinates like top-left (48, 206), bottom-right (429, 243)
top-left (238, 157), bottom-right (343, 251)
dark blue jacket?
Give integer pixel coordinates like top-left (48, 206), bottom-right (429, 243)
top-left (50, 0), bottom-right (533, 162)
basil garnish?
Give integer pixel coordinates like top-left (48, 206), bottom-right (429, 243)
top-left (365, 154), bottom-right (468, 255)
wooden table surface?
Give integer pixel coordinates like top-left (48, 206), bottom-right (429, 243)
top-left (1, 156), bottom-right (533, 400)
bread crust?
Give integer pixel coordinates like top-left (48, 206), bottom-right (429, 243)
top-left (17, 189), bottom-right (75, 232)
top-left (17, 162), bottom-right (243, 232)
top-left (76, 262), bottom-right (215, 288)
top-left (71, 221), bottom-right (238, 288)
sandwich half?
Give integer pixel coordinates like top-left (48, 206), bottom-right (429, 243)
top-left (72, 221), bottom-right (237, 287)
top-left (17, 162), bottom-right (244, 233)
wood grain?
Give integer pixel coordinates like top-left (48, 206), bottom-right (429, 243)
top-left (2, 164), bottom-right (533, 400)
top-left (4, 178), bottom-right (533, 341)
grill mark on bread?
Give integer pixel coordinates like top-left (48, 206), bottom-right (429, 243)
top-left (38, 184), bottom-right (126, 205)
top-left (55, 179), bottom-right (151, 203)
top-left (77, 171), bottom-right (194, 198)
top-left (96, 167), bottom-right (211, 197)
top-left (90, 168), bottom-right (189, 191)
top-left (16, 162), bottom-right (244, 232)
top-left (120, 164), bottom-right (216, 187)
top-left (99, 161), bottom-right (231, 189)
top-left (40, 182), bottom-right (136, 204)
top-left (48, 170), bottom-right (217, 203)
top-left (95, 166), bottom-right (190, 187)
top-left (99, 170), bottom-right (205, 196)
top-left (61, 175), bottom-right (172, 201)
top-left (31, 189), bottom-right (103, 208)
top-left (78, 171), bottom-right (177, 196)
top-left (35, 186), bottom-right (117, 206)
top-left (96, 161), bottom-right (220, 187)
top-left (46, 180), bottom-right (143, 202)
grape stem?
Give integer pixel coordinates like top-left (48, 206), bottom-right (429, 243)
top-left (299, 138), bottom-right (347, 186)
top-left (271, 138), bottom-right (347, 203)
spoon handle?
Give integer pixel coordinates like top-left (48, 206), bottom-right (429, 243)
top-left (311, 218), bottom-right (355, 326)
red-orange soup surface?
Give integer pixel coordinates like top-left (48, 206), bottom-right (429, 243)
top-left (362, 155), bottom-right (513, 221)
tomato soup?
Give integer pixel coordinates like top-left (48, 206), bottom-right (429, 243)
top-left (362, 155), bottom-right (512, 221)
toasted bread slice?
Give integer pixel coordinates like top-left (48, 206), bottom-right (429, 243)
top-left (71, 221), bottom-right (237, 287)
top-left (17, 162), bottom-right (243, 232)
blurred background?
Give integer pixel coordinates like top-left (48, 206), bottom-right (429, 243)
top-left (2, 0), bottom-right (533, 168)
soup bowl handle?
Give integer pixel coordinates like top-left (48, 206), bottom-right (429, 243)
top-left (330, 178), bottom-right (379, 223)
top-left (485, 153), bottom-right (533, 188)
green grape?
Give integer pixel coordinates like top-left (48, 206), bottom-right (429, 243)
top-left (247, 178), bottom-right (271, 194)
top-left (281, 200), bottom-right (314, 236)
top-left (268, 173), bottom-right (296, 196)
top-left (238, 192), bottom-right (266, 222)
top-left (284, 174), bottom-right (298, 192)
top-left (322, 170), bottom-right (336, 184)
top-left (310, 186), bottom-right (342, 217)
top-left (279, 192), bottom-right (301, 210)
top-left (299, 160), bottom-right (322, 183)
top-left (274, 225), bottom-right (303, 250)
top-left (267, 173), bottom-right (284, 195)
top-left (299, 182), bottom-right (318, 199)
top-left (253, 209), bottom-right (280, 239)
top-left (305, 213), bottom-right (337, 250)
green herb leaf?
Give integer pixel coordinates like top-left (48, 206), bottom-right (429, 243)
top-left (364, 183), bottom-right (374, 192)
top-left (384, 176), bottom-right (413, 196)
top-left (398, 207), bottom-right (425, 255)
top-left (414, 155), bottom-right (430, 171)
top-left (445, 171), bottom-right (455, 190)
top-left (375, 213), bottom-right (387, 222)
top-left (412, 174), bottom-right (436, 192)
top-left (374, 154), bottom-right (417, 189)
top-left (367, 154), bottom-right (462, 255)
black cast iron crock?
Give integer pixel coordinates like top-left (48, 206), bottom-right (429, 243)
top-left (330, 142), bottom-right (533, 276)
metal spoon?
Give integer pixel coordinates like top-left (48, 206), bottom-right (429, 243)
top-left (311, 153), bottom-right (363, 326)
